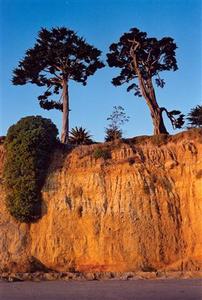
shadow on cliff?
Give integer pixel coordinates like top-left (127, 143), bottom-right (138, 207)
top-left (29, 256), bottom-right (55, 273)
top-left (40, 143), bottom-right (76, 219)
top-left (47, 142), bottom-right (76, 173)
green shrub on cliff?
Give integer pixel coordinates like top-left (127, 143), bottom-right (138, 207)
top-left (93, 148), bottom-right (111, 160)
top-left (4, 116), bottom-right (58, 223)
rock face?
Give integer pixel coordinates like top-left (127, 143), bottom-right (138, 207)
top-left (0, 130), bottom-right (202, 273)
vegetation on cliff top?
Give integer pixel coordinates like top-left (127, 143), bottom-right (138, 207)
top-left (4, 116), bottom-right (58, 222)
top-left (69, 127), bottom-right (93, 145)
top-left (107, 28), bottom-right (185, 134)
top-left (105, 106), bottom-right (129, 142)
top-left (12, 27), bottom-right (104, 144)
top-left (187, 105), bottom-right (202, 128)
top-left (11, 26), bottom-right (189, 144)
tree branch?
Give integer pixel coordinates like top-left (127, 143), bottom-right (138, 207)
top-left (161, 107), bottom-right (181, 129)
top-left (146, 49), bottom-right (152, 63)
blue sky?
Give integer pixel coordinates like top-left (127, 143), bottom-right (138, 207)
top-left (0, 0), bottom-right (201, 140)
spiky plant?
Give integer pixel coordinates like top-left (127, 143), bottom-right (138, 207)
top-left (187, 105), bottom-right (202, 128)
top-left (105, 127), bottom-right (122, 142)
top-left (69, 127), bottom-right (93, 145)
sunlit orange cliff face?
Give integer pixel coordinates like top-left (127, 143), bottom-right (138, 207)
top-left (0, 130), bottom-right (202, 273)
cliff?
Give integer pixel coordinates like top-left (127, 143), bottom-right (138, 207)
top-left (0, 129), bottom-right (202, 274)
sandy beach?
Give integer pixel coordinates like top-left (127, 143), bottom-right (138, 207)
top-left (0, 279), bottom-right (201, 300)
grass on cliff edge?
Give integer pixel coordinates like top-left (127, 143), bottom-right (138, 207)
top-left (123, 128), bottom-right (202, 146)
top-left (49, 128), bottom-right (202, 170)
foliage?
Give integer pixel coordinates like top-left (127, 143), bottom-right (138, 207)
top-left (107, 27), bottom-right (184, 133)
top-left (187, 105), bottom-right (202, 128)
top-left (13, 27), bottom-right (104, 111)
top-left (105, 106), bottom-right (129, 141)
top-left (4, 116), bottom-right (58, 222)
top-left (162, 109), bottom-right (184, 129)
top-left (107, 106), bottom-right (130, 129)
top-left (12, 27), bottom-right (104, 143)
top-left (93, 148), bottom-right (111, 160)
top-left (107, 28), bottom-right (178, 93)
top-left (105, 127), bottom-right (122, 142)
top-left (69, 126), bottom-right (93, 145)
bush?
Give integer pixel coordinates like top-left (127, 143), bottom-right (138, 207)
top-left (4, 116), bottom-right (58, 223)
top-left (105, 127), bottom-right (122, 142)
top-left (93, 148), bottom-right (111, 160)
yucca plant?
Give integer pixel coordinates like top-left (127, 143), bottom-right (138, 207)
top-left (69, 127), bottom-right (93, 145)
top-left (105, 127), bottom-right (122, 142)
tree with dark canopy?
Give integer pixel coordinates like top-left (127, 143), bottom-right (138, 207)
top-left (107, 28), bottom-right (184, 135)
top-left (187, 105), bottom-right (202, 128)
top-left (12, 27), bottom-right (104, 143)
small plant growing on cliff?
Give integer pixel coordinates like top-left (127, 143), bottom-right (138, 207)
top-left (105, 106), bottom-right (129, 141)
top-left (187, 105), bottom-right (202, 128)
top-left (69, 126), bottom-right (93, 145)
top-left (93, 148), bottom-right (111, 160)
top-left (4, 116), bottom-right (58, 222)
top-left (105, 127), bottom-right (122, 142)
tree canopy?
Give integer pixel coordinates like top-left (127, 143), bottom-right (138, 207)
top-left (12, 27), bottom-right (104, 143)
top-left (107, 27), bottom-right (184, 134)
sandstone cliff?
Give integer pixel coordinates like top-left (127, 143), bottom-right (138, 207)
top-left (0, 129), bottom-right (202, 273)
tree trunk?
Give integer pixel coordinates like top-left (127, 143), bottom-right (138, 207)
top-left (131, 50), bottom-right (168, 135)
top-left (150, 107), bottom-right (168, 135)
top-left (147, 79), bottom-right (168, 135)
top-left (139, 77), bottom-right (168, 135)
top-left (61, 79), bottom-right (69, 144)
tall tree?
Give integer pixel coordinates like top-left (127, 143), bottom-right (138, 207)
top-left (12, 27), bottom-right (104, 143)
top-left (187, 105), bottom-right (202, 128)
top-left (107, 28), bottom-right (184, 135)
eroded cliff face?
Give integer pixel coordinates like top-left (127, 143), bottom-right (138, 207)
top-left (0, 130), bottom-right (202, 273)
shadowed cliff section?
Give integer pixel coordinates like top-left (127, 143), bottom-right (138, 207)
top-left (0, 129), bottom-right (202, 273)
